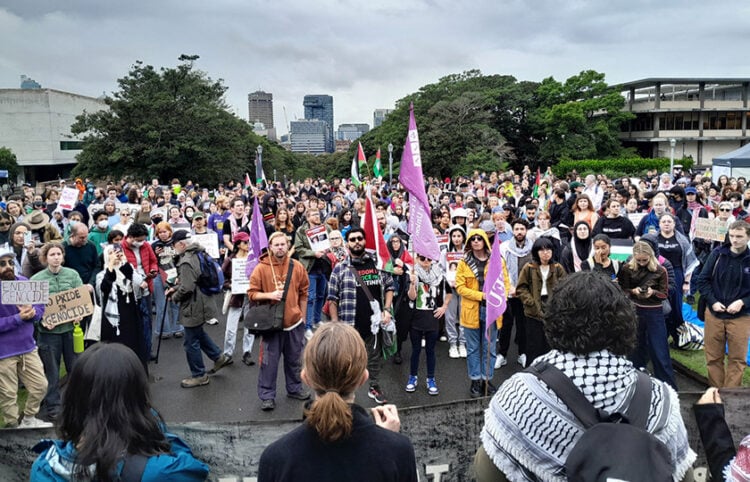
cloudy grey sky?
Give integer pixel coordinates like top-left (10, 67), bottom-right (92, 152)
top-left (2, 0), bottom-right (750, 136)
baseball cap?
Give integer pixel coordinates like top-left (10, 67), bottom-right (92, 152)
top-left (171, 230), bottom-right (192, 243)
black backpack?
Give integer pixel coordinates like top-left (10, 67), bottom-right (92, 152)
top-left (195, 250), bottom-right (224, 296)
top-left (527, 361), bottom-right (673, 482)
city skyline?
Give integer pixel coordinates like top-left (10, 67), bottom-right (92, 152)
top-left (1, 1), bottom-right (749, 138)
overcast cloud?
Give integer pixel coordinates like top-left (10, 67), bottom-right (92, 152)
top-left (2, 0), bottom-right (750, 136)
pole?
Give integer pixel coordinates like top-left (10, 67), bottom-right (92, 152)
top-left (388, 143), bottom-right (393, 187)
top-left (669, 138), bottom-right (676, 181)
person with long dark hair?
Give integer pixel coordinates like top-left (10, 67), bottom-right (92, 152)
top-left (31, 343), bottom-right (209, 481)
top-left (561, 221), bottom-right (593, 273)
top-left (387, 234), bottom-right (414, 365)
top-left (258, 323), bottom-right (417, 481)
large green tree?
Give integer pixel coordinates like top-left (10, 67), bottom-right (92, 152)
top-left (530, 70), bottom-right (633, 162)
top-left (0, 147), bottom-right (20, 181)
top-left (71, 55), bottom-right (259, 185)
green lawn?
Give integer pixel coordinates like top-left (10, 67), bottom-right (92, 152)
top-left (670, 347), bottom-right (750, 387)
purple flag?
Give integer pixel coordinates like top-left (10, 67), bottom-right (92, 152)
top-left (398, 103), bottom-right (441, 261)
top-left (483, 233), bottom-right (507, 340)
top-left (246, 196), bottom-right (268, 278)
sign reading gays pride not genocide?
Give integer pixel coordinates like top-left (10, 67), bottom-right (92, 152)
top-left (42, 286), bottom-right (94, 327)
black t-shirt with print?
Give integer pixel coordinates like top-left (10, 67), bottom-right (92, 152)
top-left (351, 256), bottom-right (384, 338)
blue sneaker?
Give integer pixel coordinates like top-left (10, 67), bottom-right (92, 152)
top-left (405, 375), bottom-right (418, 393)
top-left (426, 377), bottom-right (439, 396)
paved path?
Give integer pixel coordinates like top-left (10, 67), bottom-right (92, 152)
top-left (148, 306), bottom-right (706, 424)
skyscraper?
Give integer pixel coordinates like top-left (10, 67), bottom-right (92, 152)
top-left (373, 108), bottom-right (393, 127)
top-left (248, 91), bottom-right (274, 130)
top-left (303, 95), bottom-right (334, 153)
top-left (290, 119), bottom-right (328, 154)
top-left (336, 123), bottom-right (370, 141)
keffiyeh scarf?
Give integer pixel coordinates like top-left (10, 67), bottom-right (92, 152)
top-left (480, 349), bottom-right (695, 482)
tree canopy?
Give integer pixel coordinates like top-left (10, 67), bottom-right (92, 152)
top-left (0, 147), bottom-right (20, 182)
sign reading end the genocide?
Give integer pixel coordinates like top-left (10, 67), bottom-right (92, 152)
top-left (43, 286), bottom-right (94, 327)
top-left (1, 281), bottom-right (50, 305)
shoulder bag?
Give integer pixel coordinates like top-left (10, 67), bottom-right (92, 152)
top-left (246, 259), bottom-right (294, 335)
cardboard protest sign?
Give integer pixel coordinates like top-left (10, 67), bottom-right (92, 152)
top-left (694, 218), bottom-right (728, 242)
top-left (306, 225), bottom-right (330, 252)
top-left (57, 187), bottom-right (80, 211)
top-left (231, 258), bottom-right (250, 295)
top-left (436, 234), bottom-right (449, 253)
top-left (42, 286), bottom-right (94, 327)
top-left (193, 233), bottom-right (220, 259)
top-left (445, 252), bottom-right (464, 284)
top-left (1, 280), bottom-right (49, 305)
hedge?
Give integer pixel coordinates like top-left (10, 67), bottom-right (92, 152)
top-left (552, 157), bottom-right (694, 178)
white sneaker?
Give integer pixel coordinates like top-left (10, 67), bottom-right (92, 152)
top-left (517, 354), bottom-right (527, 367)
top-left (448, 345), bottom-right (459, 359)
top-left (421, 339), bottom-right (426, 348)
top-left (206, 318), bottom-right (219, 325)
top-left (19, 416), bottom-right (53, 429)
top-left (439, 335), bottom-right (448, 342)
top-left (304, 328), bottom-right (313, 341)
top-left (494, 354), bottom-right (507, 369)
top-left (458, 344), bottom-right (467, 358)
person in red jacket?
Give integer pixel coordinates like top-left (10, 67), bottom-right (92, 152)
top-left (121, 223), bottom-right (159, 361)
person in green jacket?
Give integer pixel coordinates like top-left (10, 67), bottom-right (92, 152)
top-left (31, 242), bottom-right (83, 422)
top-left (87, 210), bottom-right (111, 257)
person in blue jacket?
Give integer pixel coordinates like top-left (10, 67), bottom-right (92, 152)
top-left (31, 343), bottom-right (209, 482)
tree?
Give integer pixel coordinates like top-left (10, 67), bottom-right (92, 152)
top-left (71, 56), bottom-right (258, 185)
top-left (0, 147), bottom-right (20, 182)
top-left (530, 70), bottom-right (634, 162)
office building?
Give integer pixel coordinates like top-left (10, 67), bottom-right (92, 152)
top-left (20, 75), bottom-right (41, 90)
top-left (303, 95), bottom-right (334, 152)
top-left (290, 119), bottom-right (328, 154)
top-left (336, 123), bottom-right (369, 141)
top-left (617, 78), bottom-right (750, 165)
top-left (248, 91), bottom-right (274, 132)
top-left (373, 108), bottom-right (393, 128)
top-left (0, 88), bottom-right (106, 183)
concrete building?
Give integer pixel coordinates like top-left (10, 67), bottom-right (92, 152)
top-left (303, 95), bottom-right (334, 153)
top-left (336, 123), bottom-right (369, 141)
top-left (0, 88), bottom-right (106, 183)
top-left (373, 108), bottom-right (393, 128)
top-left (248, 90), bottom-right (274, 137)
top-left (617, 78), bottom-right (750, 166)
top-left (290, 119), bottom-right (328, 154)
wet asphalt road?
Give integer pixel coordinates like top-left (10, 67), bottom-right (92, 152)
top-left (148, 303), bottom-right (705, 424)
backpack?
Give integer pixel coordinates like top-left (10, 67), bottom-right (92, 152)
top-left (527, 361), bottom-right (673, 482)
top-left (196, 250), bottom-right (224, 296)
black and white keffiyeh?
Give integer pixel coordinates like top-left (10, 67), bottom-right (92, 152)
top-left (480, 349), bottom-right (695, 482)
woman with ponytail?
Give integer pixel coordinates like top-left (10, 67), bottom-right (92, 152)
top-left (258, 323), bottom-right (418, 482)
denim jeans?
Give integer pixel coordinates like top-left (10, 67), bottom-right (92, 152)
top-left (183, 324), bottom-right (222, 378)
top-left (631, 306), bottom-right (677, 390)
top-left (37, 331), bottom-right (78, 416)
top-left (224, 299), bottom-right (255, 357)
top-left (306, 272), bottom-right (328, 329)
top-left (465, 306), bottom-right (498, 380)
top-left (139, 294), bottom-right (153, 357)
top-left (410, 328), bottom-right (439, 378)
top-left (153, 275), bottom-right (182, 336)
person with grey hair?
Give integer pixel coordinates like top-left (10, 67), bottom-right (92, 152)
top-left (582, 174), bottom-right (604, 211)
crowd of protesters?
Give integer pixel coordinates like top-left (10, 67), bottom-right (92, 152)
top-left (1, 165), bottom-right (749, 479)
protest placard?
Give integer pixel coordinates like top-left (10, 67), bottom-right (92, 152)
top-left (231, 258), bottom-right (249, 295)
top-left (628, 212), bottom-right (647, 228)
top-left (436, 234), bottom-right (449, 253)
top-left (306, 225), bottom-right (330, 252)
top-left (694, 218), bottom-right (728, 242)
top-left (1, 280), bottom-right (50, 305)
top-left (193, 233), bottom-right (220, 259)
top-left (42, 286), bottom-right (94, 327)
top-left (57, 187), bottom-right (80, 211)
top-left (445, 252), bottom-right (464, 284)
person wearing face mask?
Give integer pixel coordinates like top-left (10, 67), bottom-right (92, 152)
top-left (87, 210), bottom-right (111, 257)
top-left (120, 223), bottom-right (159, 361)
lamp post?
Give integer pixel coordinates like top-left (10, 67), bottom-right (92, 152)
top-left (256, 145), bottom-right (263, 186)
top-left (669, 138), bottom-right (676, 180)
top-left (387, 142), bottom-right (393, 186)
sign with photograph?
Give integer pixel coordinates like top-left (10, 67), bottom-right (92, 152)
top-left (306, 225), bottom-right (330, 252)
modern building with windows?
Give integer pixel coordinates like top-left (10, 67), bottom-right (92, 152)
top-left (290, 119), bottom-right (328, 154)
top-left (0, 88), bottom-right (106, 183)
top-left (303, 94), bottom-right (334, 152)
top-left (248, 91), bottom-right (275, 139)
top-left (336, 123), bottom-right (369, 141)
top-left (373, 108), bottom-right (393, 127)
top-left (617, 78), bottom-right (750, 166)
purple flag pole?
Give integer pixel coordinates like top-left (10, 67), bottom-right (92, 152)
top-left (398, 103), bottom-right (441, 261)
top-left (483, 233), bottom-right (507, 341)
top-left (246, 195), bottom-right (269, 278)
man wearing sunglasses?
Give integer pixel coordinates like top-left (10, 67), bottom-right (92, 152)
top-left (0, 246), bottom-right (52, 428)
top-left (327, 227), bottom-right (395, 405)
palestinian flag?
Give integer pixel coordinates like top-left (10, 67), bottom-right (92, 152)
top-left (609, 239), bottom-right (634, 262)
top-left (532, 167), bottom-right (541, 198)
top-left (244, 173), bottom-right (252, 188)
top-left (373, 148), bottom-right (384, 180)
top-left (351, 142), bottom-right (367, 187)
top-left (362, 185), bottom-right (390, 270)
